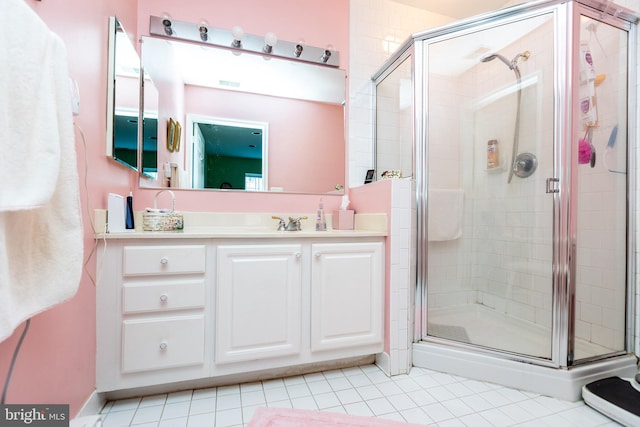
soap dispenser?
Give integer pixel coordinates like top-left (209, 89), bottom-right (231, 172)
top-left (316, 198), bottom-right (327, 231)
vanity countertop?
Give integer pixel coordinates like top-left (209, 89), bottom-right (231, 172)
top-left (94, 211), bottom-right (387, 239)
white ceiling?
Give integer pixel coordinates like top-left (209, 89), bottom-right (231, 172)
top-left (391, 0), bottom-right (514, 19)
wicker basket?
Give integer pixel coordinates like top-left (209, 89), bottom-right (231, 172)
top-left (142, 190), bottom-right (184, 232)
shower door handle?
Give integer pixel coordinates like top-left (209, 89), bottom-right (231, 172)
top-left (546, 178), bottom-right (559, 193)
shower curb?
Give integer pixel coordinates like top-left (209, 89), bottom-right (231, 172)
top-left (412, 342), bottom-right (637, 401)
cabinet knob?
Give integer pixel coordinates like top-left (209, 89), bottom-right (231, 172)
top-left (160, 257), bottom-right (169, 265)
top-left (159, 341), bottom-right (168, 350)
top-left (295, 252), bottom-right (302, 259)
top-left (315, 252), bottom-right (321, 258)
top-left (159, 294), bottom-right (168, 302)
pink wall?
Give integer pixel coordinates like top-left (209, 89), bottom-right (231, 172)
top-left (350, 181), bottom-right (394, 354)
top-left (186, 87), bottom-right (345, 193)
top-left (0, 0), bottom-right (349, 417)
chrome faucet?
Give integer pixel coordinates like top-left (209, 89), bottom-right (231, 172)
top-left (272, 215), bottom-right (308, 231)
top-left (286, 216), bottom-right (308, 231)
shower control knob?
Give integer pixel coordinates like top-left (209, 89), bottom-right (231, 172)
top-left (513, 152), bottom-right (538, 179)
top-left (159, 341), bottom-right (168, 350)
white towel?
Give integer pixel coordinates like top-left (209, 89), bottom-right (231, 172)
top-left (428, 189), bottom-right (463, 241)
top-left (0, 0), bottom-right (83, 341)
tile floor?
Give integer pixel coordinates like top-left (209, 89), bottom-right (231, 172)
top-left (98, 364), bottom-right (621, 427)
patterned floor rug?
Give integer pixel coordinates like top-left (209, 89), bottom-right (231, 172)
top-left (247, 407), bottom-right (430, 427)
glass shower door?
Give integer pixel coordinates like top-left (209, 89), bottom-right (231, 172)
top-left (572, 11), bottom-right (629, 363)
top-left (424, 12), bottom-right (557, 360)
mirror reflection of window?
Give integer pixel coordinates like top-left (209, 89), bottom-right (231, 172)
top-left (244, 174), bottom-right (263, 191)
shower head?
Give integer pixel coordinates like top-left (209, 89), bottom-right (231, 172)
top-left (480, 52), bottom-right (513, 69)
top-left (480, 50), bottom-right (530, 70)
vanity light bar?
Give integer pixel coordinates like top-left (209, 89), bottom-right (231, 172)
top-left (149, 16), bottom-right (340, 68)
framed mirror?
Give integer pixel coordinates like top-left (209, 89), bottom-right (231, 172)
top-left (106, 16), bottom-right (141, 173)
top-left (140, 36), bottom-right (346, 194)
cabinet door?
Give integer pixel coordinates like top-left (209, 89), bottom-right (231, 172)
top-left (311, 242), bottom-right (384, 352)
top-left (216, 244), bottom-right (303, 364)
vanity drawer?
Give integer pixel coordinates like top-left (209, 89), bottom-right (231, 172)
top-left (123, 245), bottom-right (206, 276)
top-left (121, 315), bottom-right (205, 373)
top-left (122, 279), bottom-right (204, 314)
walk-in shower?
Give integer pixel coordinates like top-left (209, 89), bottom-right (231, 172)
top-left (374, 0), bottom-right (638, 400)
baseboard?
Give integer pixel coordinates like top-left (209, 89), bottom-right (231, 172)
top-left (375, 351), bottom-right (390, 375)
top-left (75, 389), bottom-right (106, 419)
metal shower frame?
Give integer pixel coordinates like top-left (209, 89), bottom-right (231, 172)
top-left (372, 0), bottom-right (638, 370)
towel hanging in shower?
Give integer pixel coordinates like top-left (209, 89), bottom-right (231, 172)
top-left (428, 189), bottom-right (463, 241)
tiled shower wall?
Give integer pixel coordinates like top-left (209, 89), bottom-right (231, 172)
top-left (425, 14), bottom-right (557, 330)
top-left (574, 17), bottom-right (628, 352)
top-left (427, 11), bottom-right (628, 353)
top-left (348, 0), bottom-right (452, 189)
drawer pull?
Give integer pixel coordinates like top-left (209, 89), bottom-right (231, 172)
top-left (160, 257), bottom-right (169, 265)
top-left (159, 341), bottom-right (168, 350)
top-left (159, 294), bottom-right (168, 302)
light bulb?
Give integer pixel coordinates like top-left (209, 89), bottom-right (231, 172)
top-left (265, 32), bottom-right (278, 47)
top-left (231, 25), bottom-right (244, 48)
top-left (263, 31), bottom-right (278, 53)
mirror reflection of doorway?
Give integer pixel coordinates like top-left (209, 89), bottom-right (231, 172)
top-left (189, 116), bottom-right (268, 191)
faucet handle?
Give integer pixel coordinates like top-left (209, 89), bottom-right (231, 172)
top-left (272, 215), bottom-right (286, 231)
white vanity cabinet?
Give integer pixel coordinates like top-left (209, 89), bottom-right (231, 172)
top-left (215, 244), bottom-right (303, 364)
top-left (96, 241), bottom-right (211, 392)
top-left (212, 240), bottom-right (384, 376)
top-left (310, 242), bottom-right (384, 353)
top-left (96, 231), bottom-right (385, 393)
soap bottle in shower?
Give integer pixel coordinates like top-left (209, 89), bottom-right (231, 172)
top-left (487, 139), bottom-right (499, 169)
top-left (316, 198), bottom-right (327, 231)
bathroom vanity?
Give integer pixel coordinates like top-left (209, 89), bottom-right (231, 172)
top-left (95, 213), bottom-right (386, 393)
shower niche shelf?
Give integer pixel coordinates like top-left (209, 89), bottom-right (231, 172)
top-left (485, 164), bottom-right (505, 173)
